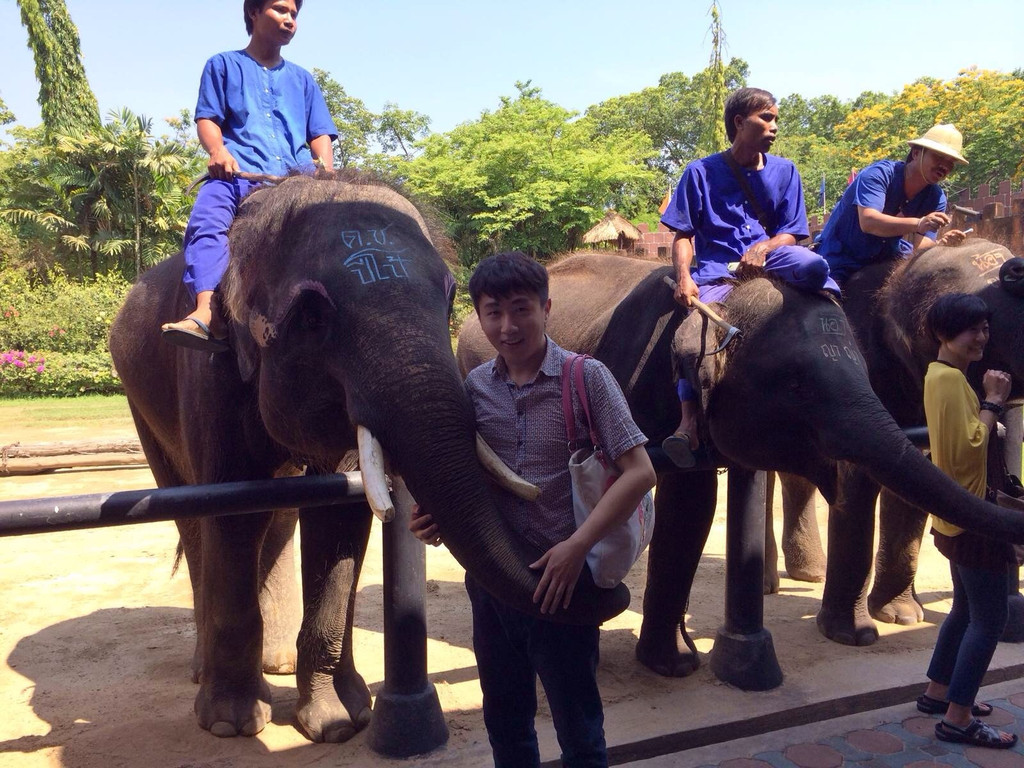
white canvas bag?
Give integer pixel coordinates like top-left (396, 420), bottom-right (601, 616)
top-left (562, 355), bottom-right (655, 588)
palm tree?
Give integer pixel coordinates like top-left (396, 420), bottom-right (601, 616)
top-left (2, 109), bottom-right (202, 280)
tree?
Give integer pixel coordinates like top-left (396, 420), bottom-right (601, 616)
top-left (833, 68), bottom-right (1024, 192)
top-left (17, 0), bottom-right (100, 138)
top-left (375, 102), bottom-right (431, 159)
top-left (777, 94), bottom-right (850, 141)
top-left (0, 94), bottom-right (14, 126)
top-left (586, 59), bottom-right (748, 181)
top-left (1, 110), bottom-right (201, 280)
top-left (697, 1), bottom-right (728, 156)
top-left (313, 68), bottom-right (374, 168)
top-left (312, 69), bottom-right (431, 175)
top-left (406, 82), bottom-right (658, 265)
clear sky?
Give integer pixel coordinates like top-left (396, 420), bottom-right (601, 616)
top-left (0, 0), bottom-right (1021, 140)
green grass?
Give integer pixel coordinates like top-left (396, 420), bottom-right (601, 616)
top-left (0, 393), bottom-right (132, 425)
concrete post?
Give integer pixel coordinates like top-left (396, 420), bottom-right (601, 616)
top-left (365, 478), bottom-right (448, 757)
top-left (709, 467), bottom-right (783, 690)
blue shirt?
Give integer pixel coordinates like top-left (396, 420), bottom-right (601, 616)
top-left (660, 152), bottom-right (810, 285)
top-left (194, 50), bottom-right (337, 176)
top-left (817, 160), bottom-right (946, 283)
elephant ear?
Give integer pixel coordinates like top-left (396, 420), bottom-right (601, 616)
top-left (999, 257), bottom-right (1024, 298)
top-left (233, 316), bottom-right (261, 383)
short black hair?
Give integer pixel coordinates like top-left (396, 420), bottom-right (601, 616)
top-left (724, 87), bottom-right (776, 142)
top-left (468, 252), bottom-right (549, 311)
top-left (244, 0), bottom-right (302, 35)
top-left (926, 293), bottom-right (991, 344)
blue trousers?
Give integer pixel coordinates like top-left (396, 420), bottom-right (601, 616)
top-left (465, 574), bottom-right (608, 768)
top-left (697, 244), bottom-right (839, 303)
top-left (926, 560), bottom-right (1009, 707)
top-left (181, 178), bottom-right (260, 298)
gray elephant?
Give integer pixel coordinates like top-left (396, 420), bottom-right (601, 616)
top-left (809, 239), bottom-right (1024, 645)
top-left (108, 174), bottom-right (626, 742)
top-left (457, 251), bottom-right (1024, 677)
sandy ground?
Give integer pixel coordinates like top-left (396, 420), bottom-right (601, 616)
top-left (0, 419), bottom-right (1020, 768)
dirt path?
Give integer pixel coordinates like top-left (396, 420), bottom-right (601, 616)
top-left (0, 420), bottom-right (1007, 767)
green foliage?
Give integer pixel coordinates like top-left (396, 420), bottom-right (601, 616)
top-left (778, 94), bottom-right (850, 141)
top-left (407, 82), bottom-right (659, 265)
top-left (0, 94), bottom-right (14, 126)
top-left (586, 59), bottom-right (748, 181)
top-left (0, 265), bottom-right (126, 397)
top-left (0, 109), bottom-right (202, 280)
top-left (0, 266), bottom-right (129, 354)
top-left (16, 0), bottom-right (99, 137)
top-left (449, 265), bottom-right (476, 345)
top-left (314, 68), bottom-right (375, 168)
top-left (833, 69), bottom-right (1024, 193)
top-left (313, 68), bottom-right (431, 173)
top-left (1, 348), bottom-right (120, 397)
top-left (698, 1), bottom-right (729, 156)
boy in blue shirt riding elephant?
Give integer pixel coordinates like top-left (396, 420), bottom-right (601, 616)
top-left (161, 0), bottom-right (336, 351)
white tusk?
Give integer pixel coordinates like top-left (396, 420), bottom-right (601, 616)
top-left (476, 433), bottom-right (541, 501)
top-left (357, 425), bottom-right (395, 522)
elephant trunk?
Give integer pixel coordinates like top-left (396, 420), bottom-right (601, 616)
top-left (820, 394), bottom-right (1024, 542)
top-left (351, 357), bottom-right (629, 624)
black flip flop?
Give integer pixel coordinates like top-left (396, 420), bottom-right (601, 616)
top-left (661, 434), bottom-right (697, 469)
top-left (161, 317), bottom-right (229, 353)
top-left (916, 694), bottom-right (992, 717)
top-left (935, 718), bottom-right (1017, 749)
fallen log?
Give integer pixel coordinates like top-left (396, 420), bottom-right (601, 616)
top-left (1, 440), bottom-right (146, 476)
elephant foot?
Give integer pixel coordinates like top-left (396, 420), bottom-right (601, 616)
top-left (763, 567), bottom-right (780, 596)
top-left (784, 561), bottom-right (826, 584)
top-left (262, 644), bottom-right (297, 675)
top-left (635, 624), bottom-right (701, 677)
top-left (297, 668), bottom-right (372, 743)
top-left (194, 676), bottom-right (272, 737)
top-left (816, 606), bottom-right (878, 646)
top-left (868, 589), bottom-right (924, 626)
top-left (190, 645), bottom-right (202, 684)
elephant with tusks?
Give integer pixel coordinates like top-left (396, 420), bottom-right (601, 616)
top-left (110, 173), bottom-right (626, 742)
top-left (458, 251), bottom-right (1024, 677)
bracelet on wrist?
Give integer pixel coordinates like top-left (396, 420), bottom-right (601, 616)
top-left (980, 400), bottom-right (1005, 417)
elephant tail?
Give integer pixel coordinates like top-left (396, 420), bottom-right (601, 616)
top-left (171, 539), bottom-right (185, 577)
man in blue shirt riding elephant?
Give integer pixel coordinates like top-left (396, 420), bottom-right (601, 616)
top-left (659, 86), bottom-right (837, 467)
top-left (160, 0), bottom-right (336, 352)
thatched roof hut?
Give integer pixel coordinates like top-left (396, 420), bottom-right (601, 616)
top-left (582, 211), bottom-right (643, 251)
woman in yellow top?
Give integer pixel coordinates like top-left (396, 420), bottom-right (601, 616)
top-left (918, 292), bottom-right (1016, 749)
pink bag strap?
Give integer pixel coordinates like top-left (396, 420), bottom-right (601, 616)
top-left (561, 354), bottom-right (600, 450)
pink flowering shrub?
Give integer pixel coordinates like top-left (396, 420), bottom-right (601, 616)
top-left (0, 348), bottom-right (119, 397)
top-left (1, 267), bottom-right (128, 397)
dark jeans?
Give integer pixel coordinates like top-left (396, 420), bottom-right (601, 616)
top-left (466, 574), bottom-right (607, 768)
top-left (926, 560), bottom-right (1009, 707)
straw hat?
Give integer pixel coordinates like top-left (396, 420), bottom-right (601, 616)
top-left (908, 124), bottom-right (968, 164)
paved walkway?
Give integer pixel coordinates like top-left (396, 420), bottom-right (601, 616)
top-left (627, 680), bottom-right (1024, 768)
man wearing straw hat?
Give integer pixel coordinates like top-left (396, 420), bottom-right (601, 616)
top-left (817, 124), bottom-right (970, 286)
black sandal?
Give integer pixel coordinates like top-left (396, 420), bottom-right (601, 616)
top-left (160, 316), bottom-right (229, 353)
top-left (916, 694), bottom-right (993, 717)
top-left (661, 434), bottom-right (697, 468)
top-left (935, 718), bottom-right (1017, 749)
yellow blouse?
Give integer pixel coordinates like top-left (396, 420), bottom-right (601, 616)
top-left (923, 361), bottom-right (989, 537)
